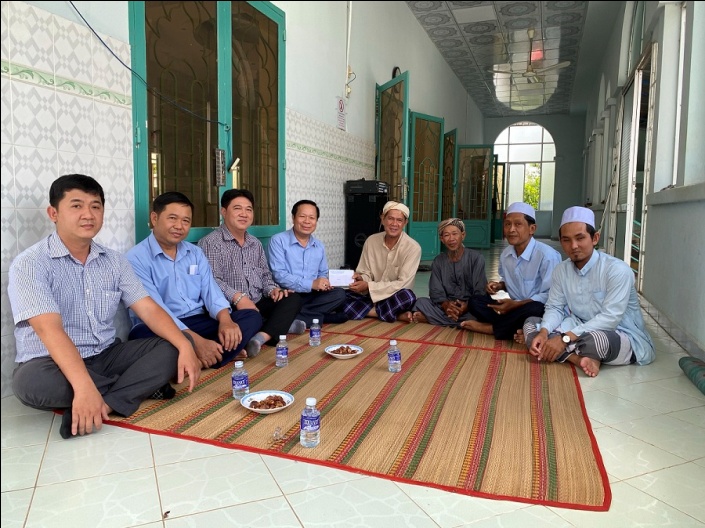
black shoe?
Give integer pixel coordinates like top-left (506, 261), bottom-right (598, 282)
top-left (323, 312), bottom-right (349, 324)
top-left (59, 408), bottom-right (73, 439)
top-left (149, 383), bottom-right (176, 400)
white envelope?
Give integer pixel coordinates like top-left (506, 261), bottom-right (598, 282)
top-left (329, 269), bottom-right (354, 288)
top-left (490, 290), bottom-right (511, 301)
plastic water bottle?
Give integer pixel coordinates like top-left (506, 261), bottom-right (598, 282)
top-left (387, 339), bottom-right (401, 373)
top-left (309, 318), bottom-right (321, 346)
top-left (275, 335), bottom-right (289, 368)
top-left (300, 397), bottom-right (321, 448)
top-left (231, 360), bottom-right (249, 399)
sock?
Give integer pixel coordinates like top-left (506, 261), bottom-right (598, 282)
top-left (246, 333), bottom-right (267, 358)
top-left (59, 408), bottom-right (73, 439)
top-left (288, 319), bottom-right (306, 335)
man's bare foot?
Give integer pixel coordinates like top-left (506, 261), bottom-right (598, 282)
top-left (235, 350), bottom-right (248, 360)
top-left (579, 357), bottom-right (600, 377)
top-left (413, 311), bottom-right (428, 324)
top-left (566, 354), bottom-right (600, 377)
top-left (397, 311), bottom-right (414, 323)
top-left (460, 320), bottom-right (494, 335)
top-left (514, 329), bottom-right (525, 345)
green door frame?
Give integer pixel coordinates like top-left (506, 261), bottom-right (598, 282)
top-left (408, 111), bottom-right (444, 261)
top-left (128, 1), bottom-right (286, 244)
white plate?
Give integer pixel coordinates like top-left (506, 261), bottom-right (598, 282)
top-left (325, 344), bottom-right (363, 359)
top-left (241, 390), bottom-right (294, 414)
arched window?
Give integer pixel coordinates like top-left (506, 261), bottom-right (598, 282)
top-left (493, 122), bottom-right (555, 211)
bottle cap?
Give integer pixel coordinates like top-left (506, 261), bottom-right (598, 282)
top-left (234, 360), bottom-right (244, 368)
top-left (279, 335), bottom-right (286, 340)
top-left (306, 397), bottom-right (317, 406)
top-left (313, 318), bottom-right (319, 324)
top-left (390, 339), bottom-right (397, 345)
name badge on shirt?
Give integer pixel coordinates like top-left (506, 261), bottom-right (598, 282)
top-left (189, 264), bottom-right (198, 275)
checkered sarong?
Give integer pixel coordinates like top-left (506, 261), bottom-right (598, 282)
top-left (342, 289), bottom-right (417, 323)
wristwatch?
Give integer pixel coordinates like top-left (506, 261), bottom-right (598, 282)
top-left (560, 333), bottom-right (571, 345)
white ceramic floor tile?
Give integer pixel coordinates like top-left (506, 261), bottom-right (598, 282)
top-left (626, 462), bottom-right (705, 523)
top-left (592, 427), bottom-right (687, 480)
top-left (26, 468), bottom-right (162, 528)
top-left (1, 443), bottom-right (45, 491)
top-left (1, 412), bottom-right (53, 448)
top-left (151, 433), bottom-right (232, 466)
top-left (581, 390), bottom-right (660, 426)
top-left (611, 414), bottom-right (705, 461)
top-left (38, 425), bottom-right (155, 485)
top-left (396, 481), bottom-right (527, 527)
top-left (668, 406), bottom-right (705, 428)
top-left (261, 454), bottom-right (366, 494)
top-left (1, 395), bottom-right (47, 417)
top-left (467, 505), bottom-right (572, 527)
top-left (551, 481), bottom-right (704, 527)
top-left (287, 477), bottom-right (438, 527)
top-left (163, 496), bottom-right (302, 527)
top-left (156, 451), bottom-right (282, 517)
top-left (0, 488), bottom-right (33, 528)
top-left (653, 375), bottom-right (705, 399)
top-left (601, 381), bottom-right (705, 413)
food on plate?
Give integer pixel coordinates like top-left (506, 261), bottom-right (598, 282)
top-left (329, 345), bottom-right (359, 355)
top-left (250, 394), bottom-right (287, 409)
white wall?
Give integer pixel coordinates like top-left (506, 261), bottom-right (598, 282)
top-left (272, 1), bottom-right (482, 143)
top-left (582, 0), bottom-right (705, 353)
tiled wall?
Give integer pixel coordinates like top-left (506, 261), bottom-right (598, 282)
top-left (0, 1), bottom-right (375, 397)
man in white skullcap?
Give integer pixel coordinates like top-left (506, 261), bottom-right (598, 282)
top-left (411, 218), bottom-right (487, 327)
top-left (463, 202), bottom-right (561, 341)
top-left (522, 206), bottom-right (655, 377)
top-left (342, 201), bottom-right (422, 322)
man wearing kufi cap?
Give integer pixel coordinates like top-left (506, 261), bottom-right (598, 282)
top-left (411, 218), bottom-right (487, 327)
top-left (463, 202), bottom-right (561, 341)
top-left (342, 201), bottom-right (421, 322)
top-left (522, 206), bottom-right (655, 377)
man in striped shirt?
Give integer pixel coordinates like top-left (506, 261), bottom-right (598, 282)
top-left (8, 174), bottom-right (201, 439)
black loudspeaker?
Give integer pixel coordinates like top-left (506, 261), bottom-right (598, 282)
top-left (344, 180), bottom-right (388, 269)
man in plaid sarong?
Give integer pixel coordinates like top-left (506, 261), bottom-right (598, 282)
top-left (342, 201), bottom-right (421, 323)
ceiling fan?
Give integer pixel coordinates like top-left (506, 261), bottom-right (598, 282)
top-left (488, 28), bottom-right (571, 82)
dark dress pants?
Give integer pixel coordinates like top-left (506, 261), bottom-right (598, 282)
top-left (468, 294), bottom-right (546, 340)
top-left (129, 309), bottom-right (262, 368)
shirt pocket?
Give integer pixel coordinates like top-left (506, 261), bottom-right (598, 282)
top-left (95, 290), bottom-right (122, 322)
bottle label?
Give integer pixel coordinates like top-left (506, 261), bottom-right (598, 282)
top-left (388, 350), bottom-right (401, 362)
top-left (276, 346), bottom-right (288, 358)
top-left (301, 416), bottom-right (320, 431)
top-left (310, 328), bottom-right (321, 339)
top-left (232, 374), bottom-right (248, 390)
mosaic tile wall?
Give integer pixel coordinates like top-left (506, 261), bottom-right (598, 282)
top-left (0, 2), bottom-right (375, 397)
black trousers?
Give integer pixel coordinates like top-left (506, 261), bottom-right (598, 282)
top-left (256, 293), bottom-right (301, 344)
top-left (129, 310), bottom-right (262, 367)
top-left (468, 294), bottom-right (546, 340)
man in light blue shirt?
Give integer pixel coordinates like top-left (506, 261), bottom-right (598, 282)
top-left (523, 206), bottom-right (655, 377)
top-left (126, 192), bottom-right (261, 369)
top-left (268, 200), bottom-right (346, 327)
top-left (465, 202), bottom-right (561, 340)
